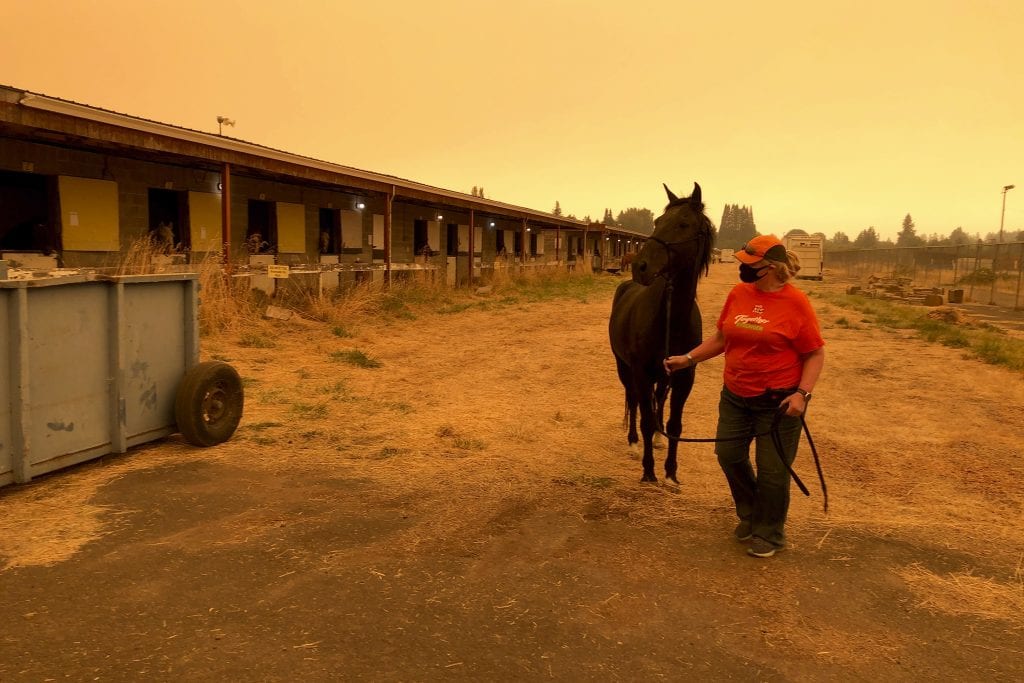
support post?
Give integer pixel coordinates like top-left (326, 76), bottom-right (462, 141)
top-left (522, 219), bottom-right (528, 269)
top-left (583, 227), bottom-right (589, 272)
top-left (1014, 242), bottom-right (1024, 310)
top-left (385, 187), bottom-right (393, 287)
top-left (988, 242), bottom-right (1001, 305)
top-left (221, 162), bottom-right (232, 275)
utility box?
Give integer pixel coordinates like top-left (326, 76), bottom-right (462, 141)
top-left (783, 234), bottom-right (824, 280)
top-left (0, 272), bottom-right (242, 488)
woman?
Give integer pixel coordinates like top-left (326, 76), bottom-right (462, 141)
top-left (664, 234), bottom-right (825, 558)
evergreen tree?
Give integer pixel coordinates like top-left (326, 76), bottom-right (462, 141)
top-left (737, 206), bottom-right (757, 246)
top-left (471, 185), bottom-right (478, 197)
top-left (715, 204), bottom-right (758, 249)
top-left (718, 205), bottom-right (737, 247)
top-left (827, 231), bottom-right (851, 251)
top-left (479, 187), bottom-right (485, 198)
top-left (553, 201), bottom-right (562, 216)
top-left (853, 227), bottom-right (880, 248)
top-left (602, 208), bottom-right (616, 226)
top-left (896, 213), bottom-right (923, 247)
top-left (615, 207), bottom-right (655, 234)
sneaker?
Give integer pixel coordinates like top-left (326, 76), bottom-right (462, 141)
top-left (747, 537), bottom-right (783, 558)
top-left (734, 521), bottom-right (752, 542)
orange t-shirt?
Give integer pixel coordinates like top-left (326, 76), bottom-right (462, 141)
top-left (716, 282), bottom-right (825, 397)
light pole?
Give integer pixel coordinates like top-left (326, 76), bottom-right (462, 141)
top-left (999, 184), bottom-right (1015, 242)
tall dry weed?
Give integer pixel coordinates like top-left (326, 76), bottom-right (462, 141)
top-left (196, 253), bottom-right (262, 335)
top-left (297, 278), bottom-right (388, 326)
top-left (114, 236), bottom-right (174, 275)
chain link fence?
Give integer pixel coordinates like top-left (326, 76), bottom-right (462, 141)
top-left (825, 242), bottom-right (1024, 309)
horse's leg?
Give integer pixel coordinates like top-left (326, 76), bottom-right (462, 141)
top-left (664, 370), bottom-right (696, 484)
top-left (627, 392), bottom-right (639, 448)
top-left (635, 375), bottom-right (658, 482)
top-left (653, 379), bottom-right (668, 450)
top-left (616, 358), bottom-right (639, 447)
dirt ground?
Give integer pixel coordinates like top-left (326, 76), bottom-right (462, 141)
top-left (1, 265), bottom-right (1022, 681)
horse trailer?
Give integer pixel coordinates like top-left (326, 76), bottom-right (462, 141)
top-left (783, 234), bottom-right (824, 280)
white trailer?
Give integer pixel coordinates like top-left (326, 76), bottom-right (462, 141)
top-left (783, 234), bottom-right (824, 280)
top-left (719, 248), bottom-right (735, 263)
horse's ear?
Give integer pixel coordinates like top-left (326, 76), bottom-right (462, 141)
top-left (663, 183), bottom-right (678, 203)
top-left (690, 182), bottom-right (702, 206)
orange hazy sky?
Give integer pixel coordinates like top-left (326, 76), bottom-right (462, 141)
top-left (2, 0), bottom-right (1021, 240)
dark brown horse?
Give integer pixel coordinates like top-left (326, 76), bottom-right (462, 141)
top-left (620, 251), bottom-right (635, 272)
top-left (608, 183), bottom-right (714, 483)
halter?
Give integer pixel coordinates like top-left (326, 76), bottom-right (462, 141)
top-left (645, 231), bottom-right (708, 281)
top-left (643, 229), bottom-right (708, 362)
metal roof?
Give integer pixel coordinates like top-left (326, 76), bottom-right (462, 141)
top-left (2, 84), bottom-right (648, 238)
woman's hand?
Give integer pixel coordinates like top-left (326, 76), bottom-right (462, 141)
top-left (663, 355), bottom-right (690, 374)
top-left (780, 392), bottom-right (807, 417)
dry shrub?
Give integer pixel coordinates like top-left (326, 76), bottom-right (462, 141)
top-left (483, 262), bottom-right (578, 297)
top-left (196, 254), bottom-right (262, 335)
top-left (486, 262), bottom-right (515, 289)
top-left (292, 278), bottom-right (393, 328)
top-left (115, 236), bottom-right (179, 275)
top-left (897, 563), bottom-right (1024, 625)
top-left (289, 272), bottom-right (459, 328)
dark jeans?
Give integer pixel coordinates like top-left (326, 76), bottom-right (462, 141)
top-left (715, 386), bottom-right (803, 548)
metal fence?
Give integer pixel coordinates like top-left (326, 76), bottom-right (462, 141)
top-left (825, 242), bottom-right (1024, 309)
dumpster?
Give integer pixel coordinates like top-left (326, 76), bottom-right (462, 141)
top-left (0, 272), bottom-right (243, 487)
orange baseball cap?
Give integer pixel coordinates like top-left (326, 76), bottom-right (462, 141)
top-left (735, 234), bottom-right (787, 264)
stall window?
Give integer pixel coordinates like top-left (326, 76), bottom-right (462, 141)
top-left (247, 199), bottom-right (276, 254)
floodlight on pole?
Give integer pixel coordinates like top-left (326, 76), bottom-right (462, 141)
top-left (999, 184), bottom-right (1015, 243)
top-left (216, 116), bottom-right (235, 135)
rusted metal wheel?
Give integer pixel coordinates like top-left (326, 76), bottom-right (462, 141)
top-left (174, 361), bottom-right (244, 447)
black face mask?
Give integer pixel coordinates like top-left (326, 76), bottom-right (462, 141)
top-left (739, 263), bottom-right (767, 283)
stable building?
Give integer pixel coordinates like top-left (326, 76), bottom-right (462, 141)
top-left (0, 85), bottom-right (646, 287)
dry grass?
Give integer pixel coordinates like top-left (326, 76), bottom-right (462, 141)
top-left (897, 562), bottom-right (1024, 626)
top-left (0, 443), bottom-right (194, 570)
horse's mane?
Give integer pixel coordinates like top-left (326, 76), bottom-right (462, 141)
top-left (697, 214), bottom-right (714, 277)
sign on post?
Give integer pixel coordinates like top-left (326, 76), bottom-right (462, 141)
top-left (267, 264), bottom-right (290, 279)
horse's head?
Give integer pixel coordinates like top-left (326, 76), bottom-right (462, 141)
top-left (631, 182), bottom-right (714, 286)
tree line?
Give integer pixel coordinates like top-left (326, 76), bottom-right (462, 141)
top-left (510, 194), bottom-right (1024, 252)
top-left (825, 214), bottom-right (1024, 251)
top-left (549, 201), bottom-right (659, 234)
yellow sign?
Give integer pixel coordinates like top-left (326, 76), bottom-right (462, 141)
top-left (267, 264), bottom-right (290, 279)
